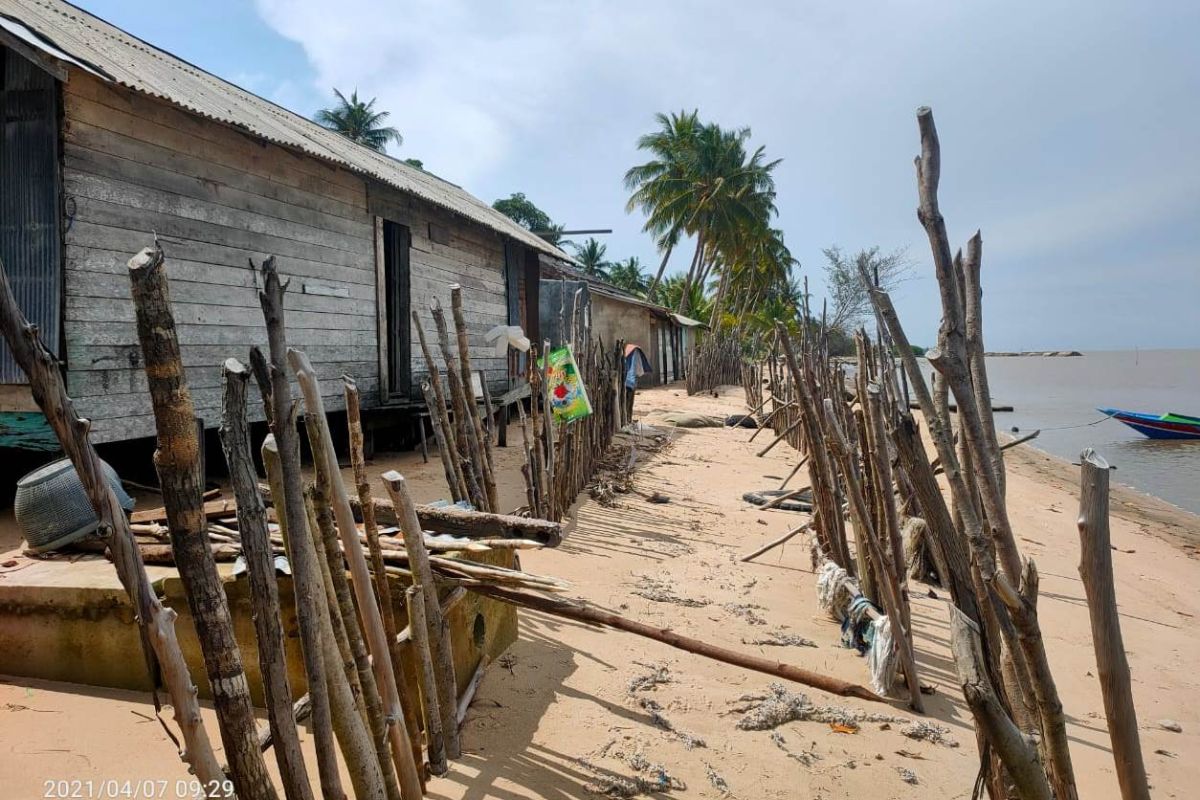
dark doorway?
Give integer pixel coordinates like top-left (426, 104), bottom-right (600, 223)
top-left (0, 46), bottom-right (61, 383)
top-left (383, 220), bottom-right (411, 397)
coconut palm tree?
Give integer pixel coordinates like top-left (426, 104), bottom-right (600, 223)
top-left (315, 88), bottom-right (402, 152)
top-left (624, 111), bottom-right (703, 302)
top-left (657, 274), bottom-right (711, 323)
top-left (571, 238), bottom-right (610, 279)
top-left (625, 113), bottom-right (783, 316)
top-left (607, 257), bottom-right (649, 296)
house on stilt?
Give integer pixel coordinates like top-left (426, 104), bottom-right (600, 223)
top-left (0, 0), bottom-right (569, 452)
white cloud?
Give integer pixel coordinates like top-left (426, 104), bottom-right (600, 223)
top-left (254, 0), bottom-right (1200, 349)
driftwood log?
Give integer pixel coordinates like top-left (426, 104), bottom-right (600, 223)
top-left (127, 245), bottom-right (276, 800)
top-left (472, 584), bottom-right (882, 702)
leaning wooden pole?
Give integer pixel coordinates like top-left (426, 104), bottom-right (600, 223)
top-left (0, 258), bottom-right (226, 787)
top-left (219, 359), bottom-right (313, 800)
top-left (289, 350), bottom-right (424, 800)
top-left (406, 584), bottom-right (447, 775)
top-left (382, 472), bottom-right (462, 759)
top-left (1077, 450), bottom-right (1151, 800)
top-left (473, 584), bottom-right (882, 702)
top-left (413, 310), bottom-right (469, 502)
top-left (450, 284), bottom-right (499, 511)
top-left (344, 379), bottom-right (426, 783)
top-left (127, 246), bottom-right (277, 800)
top-left (255, 258), bottom-right (344, 800)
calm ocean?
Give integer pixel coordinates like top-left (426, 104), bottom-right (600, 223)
top-left (967, 350), bottom-right (1200, 514)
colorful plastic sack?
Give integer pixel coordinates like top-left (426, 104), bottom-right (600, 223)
top-left (545, 345), bottom-right (593, 422)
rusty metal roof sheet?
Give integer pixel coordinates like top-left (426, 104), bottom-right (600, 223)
top-left (0, 0), bottom-right (570, 260)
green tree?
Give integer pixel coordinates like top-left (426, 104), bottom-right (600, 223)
top-left (821, 246), bottom-right (911, 332)
top-left (492, 192), bottom-right (566, 246)
top-left (624, 110), bottom-right (703, 302)
top-left (607, 257), bottom-right (649, 296)
top-left (571, 237), bottom-right (610, 279)
top-left (624, 112), bottom-right (783, 316)
top-left (657, 274), bottom-right (711, 323)
top-left (315, 88), bottom-right (402, 152)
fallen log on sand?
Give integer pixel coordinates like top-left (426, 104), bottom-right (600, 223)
top-left (471, 584), bottom-right (883, 703)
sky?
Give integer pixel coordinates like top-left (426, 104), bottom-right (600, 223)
top-left (80, 0), bottom-right (1200, 351)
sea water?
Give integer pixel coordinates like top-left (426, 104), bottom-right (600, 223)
top-left (969, 350), bottom-right (1200, 514)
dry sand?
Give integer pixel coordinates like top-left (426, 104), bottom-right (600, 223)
top-left (2, 383), bottom-right (1198, 799)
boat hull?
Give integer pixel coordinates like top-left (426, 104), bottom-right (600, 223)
top-left (1099, 408), bottom-right (1200, 440)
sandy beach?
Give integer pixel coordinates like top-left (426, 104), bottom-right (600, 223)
top-left (2, 383), bottom-right (1197, 800)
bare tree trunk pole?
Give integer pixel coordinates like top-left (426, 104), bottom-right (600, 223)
top-left (0, 258), bottom-right (226, 787)
top-left (1078, 450), bottom-right (1151, 800)
top-left (740, 520), bottom-right (814, 563)
top-left (950, 608), bottom-right (1052, 800)
top-left (289, 350), bottom-right (424, 800)
top-left (381, 472), bottom-right (462, 759)
top-left (450, 285), bottom-right (499, 511)
top-left (405, 585), bottom-right (447, 775)
top-left (261, 438), bottom-right (344, 800)
top-left (303, 483), bottom-right (401, 800)
top-left (255, 258), bottom-right (345, 800)
top-left (302, 507), bottom-right (388, 800)
top-left (823, 400), bottom-right (923, 712)
top-left (127, 246), bottom-right (276, 800)
top-left (421, 380), bottom-right (463, 503)
top-left (344, 380), bottom-right (426, 783)
top-left (431, 301), bottom-right (488, 510)
top-left (219, 359), bottom-right (312, 800)
top-left (413, 311), bottom-right (469, 501)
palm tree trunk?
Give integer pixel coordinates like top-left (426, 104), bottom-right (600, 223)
top-left (645, 241), bottom-right (674, 303)
top-left (678, 233), bottom-right (705, 314)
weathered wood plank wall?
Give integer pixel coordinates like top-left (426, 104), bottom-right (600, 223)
top-left (56, 72), bottom-right (517, 443)
top-left (367, 185), bottom-right (513, 394)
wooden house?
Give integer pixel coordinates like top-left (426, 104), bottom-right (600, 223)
top-left (0, 0), bottom-right (568, 449)
top-left (539, 256), bottom-right (705, 387)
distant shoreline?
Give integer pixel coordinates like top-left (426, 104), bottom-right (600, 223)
top-left (985, 350), bottom-right (1083, 357)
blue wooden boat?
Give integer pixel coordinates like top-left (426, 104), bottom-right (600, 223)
top-left (1099, 408), bottom-right (1200, 440)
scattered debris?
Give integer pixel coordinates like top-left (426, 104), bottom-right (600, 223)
top-left (770, 730), bottom-right (822, 766)
top-left (632, 574), bottom-right (710, 607)
top-left (722, 602), bottom-right (768, 626)
top-left (829, 722), bottom-right (858, 734)
top-left (900, 721), bottom-right (958, 748)
top-left (1155, 749), bottom-right (1177, 758)
top-left (499, 653), bottom-right (517, 675)
top-left (627, 663), bottom-right (672, 694)
top-left (704, 762), bottom-right (730, 794)
top-left (733, 684), bottom-right (908, 732)
top-left (635, 697), bottom-right (706, 749)
top-left (895, 766), bottom-right (920, 785)
top-left (578, 754), bottom-right (685, 798)
top-left (741, 630), bottom-right (817, 648)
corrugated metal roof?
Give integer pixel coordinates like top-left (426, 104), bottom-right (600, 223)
top-left (538, 253), bottom-right (677, 317)
top-left (0, 0), bottom-right (570, 261)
